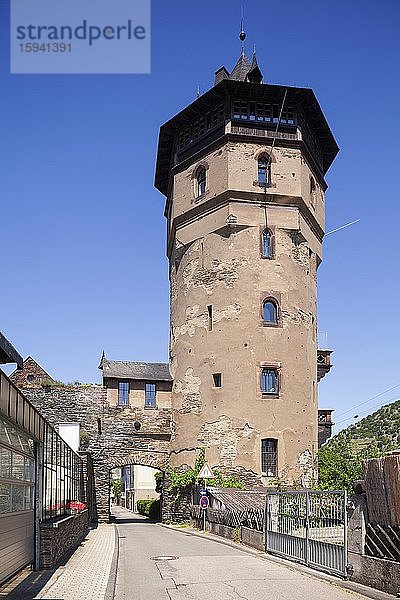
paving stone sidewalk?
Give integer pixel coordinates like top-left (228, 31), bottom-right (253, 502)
top-left (35, 524), bottom-right (116, 600)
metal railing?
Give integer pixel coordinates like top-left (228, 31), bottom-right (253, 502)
top-left (265, 490), bottom-right (347, 576)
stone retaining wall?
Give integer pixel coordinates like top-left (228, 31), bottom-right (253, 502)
top-left (192, 519), bottom-right (264, 551)
top-left (241, 526), bottom-right (264, 551)
top-left (39, 510), bottom-right (89, 569)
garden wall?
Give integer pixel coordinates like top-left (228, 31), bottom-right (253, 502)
top-left (39, 510), bottom-right (89, 569)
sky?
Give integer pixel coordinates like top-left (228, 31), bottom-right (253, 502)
top-left (1, 0), bottom-right (400, 434)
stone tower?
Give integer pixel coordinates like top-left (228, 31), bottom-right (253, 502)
top-left (155, 48), bottom-right (338, 486)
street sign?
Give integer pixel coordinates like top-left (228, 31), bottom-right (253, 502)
top-left (198, 462), bottom-right (215, 479)
top-left (200, 489), bottom-right (207, 496)
top-left (200, 496), bottom-right (209, 509)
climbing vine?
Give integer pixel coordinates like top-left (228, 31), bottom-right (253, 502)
top-left (166, 448), bottom-right (244, 499)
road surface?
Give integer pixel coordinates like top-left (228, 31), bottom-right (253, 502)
top-left (112, 507), bottom-right (376, 600)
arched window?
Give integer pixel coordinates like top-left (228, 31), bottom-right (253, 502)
top-left (258, 155), bottom-right (270, 186)
top-left (261, 368), bottom-right (278, 395)
top-left (263, 299), bottom-right (277, 324)
top-left (261, 229), bottom-right (272, 258)
top-left (196, 167), bottom-right (206, 197)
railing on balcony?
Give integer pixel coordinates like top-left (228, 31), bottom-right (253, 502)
top-left (317, 349), bottom-right (333, 382)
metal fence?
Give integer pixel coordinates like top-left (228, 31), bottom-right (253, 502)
top-left (41, 422), bottom-right (84, 520)
top-left (265, 490), bottom-right (347, 576)
top-left (0, 368), bottom-right (84, 522)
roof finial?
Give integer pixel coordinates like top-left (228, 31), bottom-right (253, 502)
top-left (239, 6), bottom-right (246, 54)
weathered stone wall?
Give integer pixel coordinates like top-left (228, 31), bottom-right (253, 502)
top-left (17, 381), bottom-right (172, 522)
top-left (161, 472), bottom-right (193, 524)
top-left (10, 356), bottom-right (53, 387)
top-left (39, 510), bottom-right (89, 569)
top-left (169, 216), bottom-right (319, 486)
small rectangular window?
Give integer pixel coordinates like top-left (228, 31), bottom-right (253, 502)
top-left (212, 373), bottom-right (222, 388)
top-left (118, 381), bottom-right (129, 406)
top-left (261, 439), bottom-right (277, 476)
top-left (145, 382), bottom-right (156, 408)
top-left (261, 368), bottom-right (279, 395)
top-left (207, 305), bottom-right (213, 331)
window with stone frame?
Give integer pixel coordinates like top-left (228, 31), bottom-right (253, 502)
top-left (196, 167), bottom-right (206, 197)
top-left (261, 368), bottom-right (279, 396)
top-left (263, 299), bottom-right (278, 324)
top-left (261, 438), bottom-right (277, 476)
top-left (261, 228), bottom-right (273, 258)
top-left (118, 381), bottom-right (129, 406)
top-left (257, 155), bottom-right (271, 187)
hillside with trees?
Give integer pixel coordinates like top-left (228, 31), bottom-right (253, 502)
top-left (318, 399), bottom-right (400, 492)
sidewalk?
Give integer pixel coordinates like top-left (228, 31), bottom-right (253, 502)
top-left (35, 524), bottom-right (116, 600)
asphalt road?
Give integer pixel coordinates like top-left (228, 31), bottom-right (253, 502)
top-left (112, 506), bottom-right (376, 600)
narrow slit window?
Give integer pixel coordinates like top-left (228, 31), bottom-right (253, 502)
top-left (261, 439), bottom-right (277, 476)
top-left (212, 373), bottom-right (222, 388)
top-left (258, 156), bottom-right (270, 186)
top-left (261, 368), bottom-right (278, 395)
top-left (207, 305), bottom-right (213, 331)
top-left (261, 229), bottom-right (272, 258)
top-left (196, 167), bottom-right (206, 197)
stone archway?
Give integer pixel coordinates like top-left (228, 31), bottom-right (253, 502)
top-left (92, 450), bottom-right (169, 522)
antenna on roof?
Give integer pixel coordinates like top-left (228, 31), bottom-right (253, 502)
top-left (196, 84), bottom-right (200, 99)
top-left (239, 6), bottom-right (246, 53)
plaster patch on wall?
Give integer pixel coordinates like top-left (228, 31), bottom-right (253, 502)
top-left (182, 257), bottom-right (248, 293)
top-left (173, 303), bottom-right (242, 339)
top-left (282, 309), bottom-right (313, 327)
top-left (297, 448), bottom-right (317, 487)
top-left (197, 415), bottom-right (256, 466)
top-left (175, 368), bottom-right (202, 414)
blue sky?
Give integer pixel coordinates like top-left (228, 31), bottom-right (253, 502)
top-left (1, 0), bottom-right (399, 433)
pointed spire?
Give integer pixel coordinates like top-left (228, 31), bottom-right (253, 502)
top-left (239, 6), bottom-right (246, 53)
top-left (246, 49), bottom-right (263, 83)
top-left (230, 52), bottom-right (252, 81)
top-left (98, 350), bottom-right (106, 370)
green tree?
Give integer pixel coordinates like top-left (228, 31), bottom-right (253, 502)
top-left (154, 471), bottom-right (164, 494)
top-left (167, 448), bottom-right (244, 499)
top-left (112, 479), bottom-right (122, 505)
top-left (318, 441), bottom-right (380, 493)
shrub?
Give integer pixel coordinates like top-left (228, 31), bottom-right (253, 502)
top-left (137, 499), bottom-right (160, 520)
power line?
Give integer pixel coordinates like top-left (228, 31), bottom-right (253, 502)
top-left (334, 382), bottom-right (400, 419)
top-left (334, 395), bottom-right (400, 426)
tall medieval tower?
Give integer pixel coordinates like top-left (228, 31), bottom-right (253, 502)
top-left (155, 45), bottom-right (338, 486)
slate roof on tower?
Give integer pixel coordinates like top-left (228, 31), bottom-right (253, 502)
top-left (228, 50), bottom-right (263, 83)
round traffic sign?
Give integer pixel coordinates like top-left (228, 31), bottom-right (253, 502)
top-left (200, 496), bottom-right (209, 509)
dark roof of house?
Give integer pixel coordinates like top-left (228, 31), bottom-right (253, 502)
top-left (0, 332), bottom-right (23, 369)
top-left (100, 358), bottom-right (172, 382)
top-left (207, 487), bottom-right (267, 511)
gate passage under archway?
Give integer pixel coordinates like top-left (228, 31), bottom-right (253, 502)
top-left (92, 450), bottom-right (169, 522)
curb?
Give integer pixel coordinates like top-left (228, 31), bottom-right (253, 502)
top-left (104, 524), bottom-right (119, 600)
top-left (158, 523), bottom-right (395, 600)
